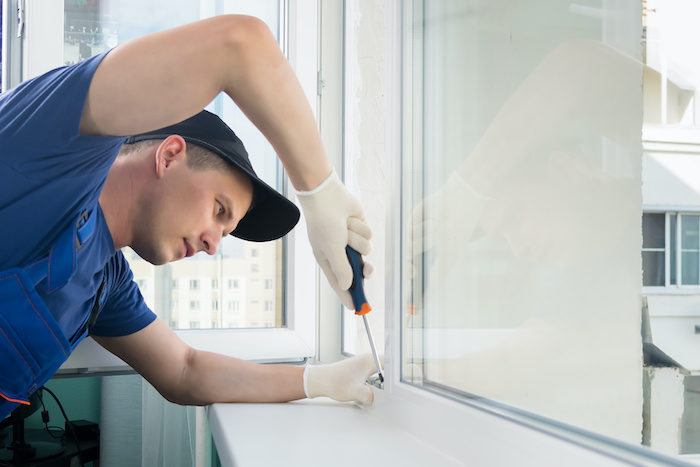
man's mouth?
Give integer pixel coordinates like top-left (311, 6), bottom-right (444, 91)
top-left (184, 239), bottom-right (196, 258)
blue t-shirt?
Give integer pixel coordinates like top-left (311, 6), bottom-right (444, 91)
top-left (0, 52), bottom-right (156, 338)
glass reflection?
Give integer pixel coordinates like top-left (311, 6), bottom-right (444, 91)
top-left (402, 0), bottom-right (661, 454)
top-left (404, 1), bottom-right (700, 460)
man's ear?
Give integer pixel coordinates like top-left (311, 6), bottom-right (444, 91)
top-left (154, 135), bottom-right (187, 177)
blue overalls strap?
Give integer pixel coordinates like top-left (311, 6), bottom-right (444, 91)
top-left (23, 207), bottom-right (97, 290)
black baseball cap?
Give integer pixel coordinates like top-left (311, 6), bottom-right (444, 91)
top-left (124, 110), bottom-right (300, 242)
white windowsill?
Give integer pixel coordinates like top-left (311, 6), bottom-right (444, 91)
top-left (207, 387), bottom-right (647, 467)
top-left (643, 286), bottom-right (700, 295)
top-left (208, 398), bottom-right (462, 467)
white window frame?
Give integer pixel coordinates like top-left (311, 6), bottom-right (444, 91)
top-left (0, 0), bottom-right (320, 372)
top-left (1, 0), bottom-right (23, 91)
top-left (315, 0), bottom-right (346, 362)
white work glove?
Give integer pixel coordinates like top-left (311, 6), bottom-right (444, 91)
top-left (303, 354), bottom-right (381, 405)
top-left (295, 170), bottom-right (373, 310)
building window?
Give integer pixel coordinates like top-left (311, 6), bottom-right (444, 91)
top-left (264, 301), bottom-right (273, 312)
top-left (642, 212), bottom-right (700, 287)
top-left (228, 301), bottom-right (240, 312)
top-left (212, 300), bottom-right (219, 311)
top-left (681, 214), bottom-right (700, 285)
top-left (212, 279), bottom-right (219, 289)
top-left (190, 300), bottom-right (200, 311)
top-left (190, 279), bottom-right (199, 290)
top-left (228, 279), bottom-right (239, 290)
top-left (642, 213), bottom-right (667, 286)
top-left (189, 321), bottom-right (200, 329)
top-left (251, 264), bottom-right (259, 273)
top-left (264, 279), bottom-right (273, 289)
top-left (251, 248), bottom-right (259, 257)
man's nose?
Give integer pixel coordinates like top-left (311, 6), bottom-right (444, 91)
top-left (201, 229), bottom-right (222, 255)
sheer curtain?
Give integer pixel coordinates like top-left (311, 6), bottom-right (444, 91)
top-left (141, 381), bottom-right (212, 467)
top-left (100, 376), bottom-right (212, 466)
top-left (100, 375), bottom-right (141, 467)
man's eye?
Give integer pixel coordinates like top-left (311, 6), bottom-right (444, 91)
top-left (217, 202), bottom-right (225, 215)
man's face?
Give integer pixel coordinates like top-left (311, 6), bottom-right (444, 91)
top-left (132, 147), bottom-right (253, 265)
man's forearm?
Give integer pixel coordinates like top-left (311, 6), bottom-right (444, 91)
top-left (177, 348), bottom-right (306, 405)
top-left (95, 320), bottom-right (378, 406)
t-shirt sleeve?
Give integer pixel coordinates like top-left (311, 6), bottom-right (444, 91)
top-left (89, 251), bottom-right (157, 337)
top-left (0, 51), bottom-right (124, 177)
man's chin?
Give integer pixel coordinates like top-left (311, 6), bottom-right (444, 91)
top-left (131, 247), bottom-right (170, 266)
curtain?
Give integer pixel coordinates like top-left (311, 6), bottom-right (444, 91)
top-left (141, 380), bottom-right (212, 467)
top-left (100, 376), bottom-right (212, 467)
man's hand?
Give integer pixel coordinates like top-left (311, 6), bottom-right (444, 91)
top-left (304, 354), bottom-right (382, 405)
top-left (296, 170), bottom-right (373, 310)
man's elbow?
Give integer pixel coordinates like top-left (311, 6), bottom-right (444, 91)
top-left (155, 347), bottom-right (208, 406)
top-left (161, 392), bottom-right (208, 407)
top-left (213, 14), bottom-right (277, 60)
top-left (225, 14), bottom-right (274, 45)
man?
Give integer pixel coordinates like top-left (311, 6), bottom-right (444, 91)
top-left (0, 15), bottom-right (376, 419)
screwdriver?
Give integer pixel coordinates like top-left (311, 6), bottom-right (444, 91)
top-left (345, 246), bottom-right (385, 385)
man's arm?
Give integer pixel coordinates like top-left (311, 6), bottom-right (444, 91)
top-left (84, 15), bottom-right (374, 306)
top-left (93, 318), bottom-right (305, 405)
top-left (80, 14), bottom-right (329, 191)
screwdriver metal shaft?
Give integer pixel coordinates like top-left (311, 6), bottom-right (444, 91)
top-left (362, 315), bottom-right (384, 383)
top-left (345, 246), bottom-right (384, 384)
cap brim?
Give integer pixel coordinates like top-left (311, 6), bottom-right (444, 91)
top-left (232, 178), bottom-right (300, 242)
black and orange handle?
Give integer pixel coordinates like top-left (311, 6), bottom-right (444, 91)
top-left (345, 246), bottom-right (371, 315)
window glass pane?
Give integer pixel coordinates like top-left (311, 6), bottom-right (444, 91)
top-left (643, 251), bottom-right (665, 286)
top-left (681, 215), bottom-right (700, 251)
top-left (642, 213), bottom-right (665, 248)
top-left (682, 252), bottom-right (700, 285)
top-left (670, 214), bottom-right (677, 285)
top-left (64, 1), bottom-right (285, 329)
top-left (402, 0), bottom-right (661, 457)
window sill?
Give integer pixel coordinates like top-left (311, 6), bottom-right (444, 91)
top-left (57, 329), bottom-right (313, 376)
top-left (208, 398), bottom-right (461, 467)
top-left (643, 286), bottom-right (700, 296)
top-left (207, 387), bottom-right (646, 466)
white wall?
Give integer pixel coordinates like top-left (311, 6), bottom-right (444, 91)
top-left (342, 0), bottom-right (388, 356)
